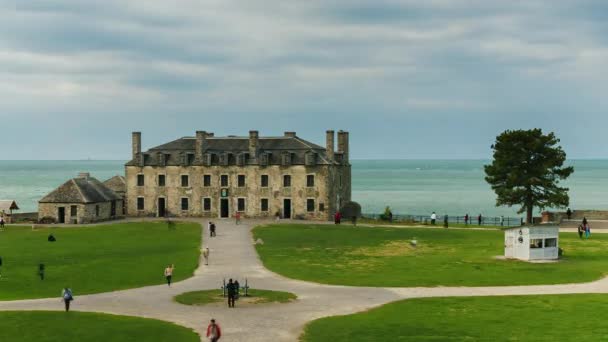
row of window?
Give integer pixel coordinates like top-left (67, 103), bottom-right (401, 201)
top-left (137, 174), bottom-right (315, 188)
top-left (135, 197), bottom-right (320, 213)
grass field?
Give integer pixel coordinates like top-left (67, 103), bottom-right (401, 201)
top-left (175, 289), bottom-right (297, 305)
top-left (0, 222), bottom-right (201, 300)
top-left (254, 224), bottom-right (608, 287)
top-left (0, 311), bottom-right (199, 342)
top-left (301, 294), bottom-right (608, 341)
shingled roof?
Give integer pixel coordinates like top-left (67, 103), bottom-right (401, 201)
top-left (103, 175), bottom-right (126, 194)
top-left (126, 134), bottom-right (337, 167)
top-left (39, 173), bottom-right (122, 204)
top-left (0, 200), bottom-right (19, 212)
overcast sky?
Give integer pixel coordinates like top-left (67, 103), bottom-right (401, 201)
top-left (1, 0), bottom-right (607, 160)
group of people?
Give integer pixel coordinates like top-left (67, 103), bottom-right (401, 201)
top-left (578, 217), bottom-right (591, 239)
top-left (226, 278), bottom-right (240, 308)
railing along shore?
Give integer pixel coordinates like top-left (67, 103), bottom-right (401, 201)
top-left (361, 213), bottom-right (523, 227)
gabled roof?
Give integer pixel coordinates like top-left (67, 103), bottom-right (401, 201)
top-left (39, 175), bottom-right (122, 204)
top-left (0, 200), bottom-right (19, 212)
top-left (103, 175), bottom-right (126, 194)
top-left (126, 134), bottom-right (336, 166)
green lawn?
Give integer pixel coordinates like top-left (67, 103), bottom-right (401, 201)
top-left (175, 289), bottom-right (297, 305)
top-left (0, 311), bottom-right (199, 342)
top-left (254, 224), bottom-right (607, 287)
top-left (301, 294), bottom-right (608, 341)
top-left (0, 222), bottom-right (201, 300)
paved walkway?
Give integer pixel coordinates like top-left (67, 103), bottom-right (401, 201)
top-left (1, 219), bottom-right (608, 341)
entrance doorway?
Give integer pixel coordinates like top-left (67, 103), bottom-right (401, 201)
top-left (58, 207), bottom-right (65, 223)
top-left (158, 198), bottom-right (166, 217)
top-left (220, 198), bottom-right (229, 218)
top-left (283, 199), bottom-right (291, 219)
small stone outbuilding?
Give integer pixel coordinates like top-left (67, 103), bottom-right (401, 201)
top-left (38, 173), bottom-right (124, 224)
top-left (103, 175), bottom-right (126, 215)
top-left (504, 225), bottom-right (559, 261)
top-left (0, 200), bottom-right (19, 223)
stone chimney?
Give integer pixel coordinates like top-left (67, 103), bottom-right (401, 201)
top-left (132, 132), bottom-right (141, 160)
top-left (78, 172), bottom-right (90, 179)
top-left (284, 131), bottom-right (296, 138)
top-left (196, 131), bottom-right (207, 162)
top-left (326, 130), bottom-right (335, 161)
top-left (249, 130), bottom-right (259, 159)
top-left (337, 130), bottom-right (349, 162)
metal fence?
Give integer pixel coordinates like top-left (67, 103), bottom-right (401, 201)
top-left (361, 213), bottom-right (523, 227)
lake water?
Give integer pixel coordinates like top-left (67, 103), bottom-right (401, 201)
top-left (1, 160), bottom-right (606, 218)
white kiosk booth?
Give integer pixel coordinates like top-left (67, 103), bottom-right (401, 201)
top-left (504, 225), bottom-right (559, 261)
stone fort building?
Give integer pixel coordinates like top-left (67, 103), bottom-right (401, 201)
top-left (125, 130), bottom-right (351, 220)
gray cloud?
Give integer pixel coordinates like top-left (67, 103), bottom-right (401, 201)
top-left (0, 0), bottom-right (607, 159)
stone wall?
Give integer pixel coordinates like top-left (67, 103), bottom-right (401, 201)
top-left (126, 164), bottom-right (351, 220)
top-left (38, 200), bottom-right (124, 224)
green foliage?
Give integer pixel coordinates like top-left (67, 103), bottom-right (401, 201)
top-left (0, 311), bottom-right (199, 342)
top-left (301, 294), bottom-right (608, 341)
top-left (174, 289), bottom-right (297, 306)
top-left (485, 129), bottom-right (574, 223)
top-left (0, 222), bottom-right (201, 300)
top-left (379, 206), bottom-right (393, 221)
top-left (254, 224), bottom-right (608, 287)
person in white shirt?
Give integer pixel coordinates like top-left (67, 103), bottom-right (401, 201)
top-left (430, 212), bottom-right (437, 225)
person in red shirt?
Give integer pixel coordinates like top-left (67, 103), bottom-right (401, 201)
top-left (206, 319), bottom-right (221, 341)
top-left (334, 211), bottom-right (342, 224)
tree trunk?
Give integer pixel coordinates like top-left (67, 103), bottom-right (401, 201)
top-left (526, 206), bottom-right (534, 225)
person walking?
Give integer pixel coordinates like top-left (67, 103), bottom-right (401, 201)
top-left (206, 319), bottom-right (222, 342)
top-left (351, 215), bottom-right (357, 226)
top-left (227, 279), bottom-right (236, 308)
top-left (585, 222), bottom-right (591, 239)
top-left (0, 216), bottom-right (4, 229)
top-left (234, 280), bottom-right (240, 300)
top-left (443, 214), bottom-right (448, 228)
top-left (38, 263), bottom-right (45, 280)
top-left (464, 214), bottom-right (469, 225)
top-left (477, 214), bottom-right (482, 226)
top-left (430, 212), bottom-right (437, 225)
top-left (208, 221), bottom-right (212, 237)
top-left (61, 287), bottom-right (74, 312)
top-left (334, 211), bottom-right (342, 224)
top-left (210, 222), bottom-right (216, 237)
top-left (203, 248), bottom-right (210, 266)
top-left (566, 208), bottom-right (572, 220)
top-left (577, 224), bottom-right (584, 239)
top-left (235, 212), bottom-right (241, 225)
top-left (500, 215), bottom-right (505, 227)
top-left (164, 264), bottom-right (174, 287)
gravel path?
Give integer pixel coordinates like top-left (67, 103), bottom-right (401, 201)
top-left (1, 219), bottom-right (607, 341)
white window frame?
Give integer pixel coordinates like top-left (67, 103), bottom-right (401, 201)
top-left (137, 196), bottom-right (145, 211)
top-left (180, 174), bottom-right (190, 188)
top-left (283, 174), bottom-right (292, 188)
top-left (203, 174), bottom-right (212, 187)
top-left (260, 174), bottom-right (269, 188)
top-left (180, 197), bottom-right (190, 211)
top-left (237, 197), bottom-right (246, 212)
top-left (260, 198), bottom-right (269, 212)
top-left (306, 174), bottom-right (315, 188)
top-left (220, 174), bottom-right (229, 187)
top-left (157, 173), bottom-right (166, 187)
top-left (306, 198), bottom-right (315, 213)
top-left (237, 174), bottom-right (246, 188)
top-left (202, 197), bottom-right (212, 212)
top-left (137, 173), bottom-right (145, 187)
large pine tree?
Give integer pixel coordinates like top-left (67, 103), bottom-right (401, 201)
top-left (485, 129), bottom-right (574, 224)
